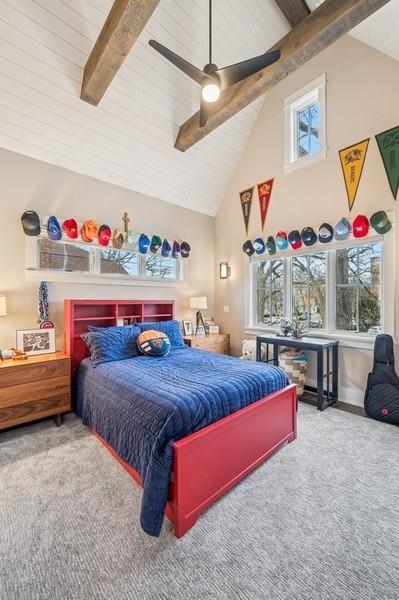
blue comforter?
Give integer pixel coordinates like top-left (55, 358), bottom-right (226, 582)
top-left (75, 347), bottom-right (288, 536)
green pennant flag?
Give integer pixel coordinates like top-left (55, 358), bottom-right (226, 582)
top-left (375, 125), bottom-right (399, 200)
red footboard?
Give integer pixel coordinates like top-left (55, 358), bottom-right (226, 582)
top-left (93, 383), bottom-right (297, 538)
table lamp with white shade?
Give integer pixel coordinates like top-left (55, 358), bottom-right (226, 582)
top-left (189, 296), bottom-right (207, 334)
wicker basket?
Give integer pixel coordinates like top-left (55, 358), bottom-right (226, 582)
top-left (278, 348), bottom-right (308, 396)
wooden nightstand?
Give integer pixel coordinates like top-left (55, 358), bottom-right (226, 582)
top-left (0, 352), bottom-right (71, 430)
top-left (184, 333), bottom-right (230, 355)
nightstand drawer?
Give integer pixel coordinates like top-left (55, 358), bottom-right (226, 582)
top-left (0, 358), bottom-right (69, 388)
top-left (0, 376), bottom-right (70, 408)
top-left (0, 394), bottom-right (71, 430)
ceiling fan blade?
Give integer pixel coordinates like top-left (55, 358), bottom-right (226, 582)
top-left (149, 40), bottom-right (210, 86)
top-left (216, 49), bottom-right (281, 89)
top-left (199, 98), bottom-right (209, 128)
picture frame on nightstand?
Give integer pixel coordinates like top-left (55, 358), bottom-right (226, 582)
top-left (208, 325), bottom-right (220, 334)
top-left (16, 328), bottom-right (56, 356)
top-left (182, 320), bottom-right (194, 336)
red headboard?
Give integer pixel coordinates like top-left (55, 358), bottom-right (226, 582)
top-left (64, 299), bottom-right (175, 373)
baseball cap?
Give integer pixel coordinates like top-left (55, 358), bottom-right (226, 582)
top-left (266, 236), bottom-right (276, 255)
top-left (370, 210), bottom-right (391, 235)
top-left (63, 218), bottom-right (78, 239)
top-left (172, 240), bottom-right (181, 258)
top-left (335, 217), bottom-right (351, 241)
top-left (98, 224), bottom-right (111, 246)
top-left (80, 220), bottom-right (98, 243)
top-left (150, 235), bottom-right (162, 254)
top-left (47, 216), bottom-right (62, 241)
top-left (181, 241), bottom-right (191, 258)
top-left (139, 234), bottom-right (150, 254)
top-left (161, 239), bottom-right (172, 257)
top-left (275, 231), bottom-right (288, 250)
top-left (353, 215), bottom-right (369, 238)
top-left (112, 228), bottom-right (124, 249)
top-left (124, 231), bottom-right (139, 250)
top-left (253, 238), bottom-right (266, 255)
top-left (301, 227), bottom-right (317, 246)
top-left (242, 240), bottom-right (254, 256)
top-left (288, 230), bottom-right (302, 250)
top-left (318, 223), bottom-right (334, 244)
top-left (21, 211), bottom-right (40, 236)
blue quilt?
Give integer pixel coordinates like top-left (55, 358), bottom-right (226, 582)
top-left (75, 347), bottom-right (288, 536)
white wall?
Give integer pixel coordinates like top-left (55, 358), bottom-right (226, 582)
top-left (214, 36), bottom-right (399, 406)
top-left (0, 149), bottom-right (215, 349)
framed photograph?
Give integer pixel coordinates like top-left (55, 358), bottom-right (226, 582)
top-left (208, 325), bottom-right (220, 334)
top-left (182, 320), bottom-right (193, 336)
top-left (16, 328), bottom-right (55, 356)
top-left (204, 318), bottom-right (214, 332)
top-left (195, 325), bottom-right (206, 336)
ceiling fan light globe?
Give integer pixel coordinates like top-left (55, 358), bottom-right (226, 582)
top-left (201, 83), bottom-right (220, 103)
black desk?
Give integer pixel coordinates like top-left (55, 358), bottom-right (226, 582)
top-left (256, 335), bottom-right (339, 411)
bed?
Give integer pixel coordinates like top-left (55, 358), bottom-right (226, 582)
top-left (65, 299), bottom-right (297, 538)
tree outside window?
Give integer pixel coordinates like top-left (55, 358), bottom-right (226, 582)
top-left (292, 252), bottom-right (326, 329)
top-left (256, 260), bottom-right (284, 325)
top-left (336, 243), bottom-right (382, 333)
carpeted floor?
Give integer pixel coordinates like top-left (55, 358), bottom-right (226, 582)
top-left (1, 404), bottom-right (398, 600)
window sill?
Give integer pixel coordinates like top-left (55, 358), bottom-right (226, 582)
top-left (25, 269), bottom-right (187, 288)
top-left (284, 147), bottom-right (326, 174)
top-left (244, 325), bottom-right (380, 350)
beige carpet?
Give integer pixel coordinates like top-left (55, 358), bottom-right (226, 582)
top-left (1, 404), bottom-right (398, 600)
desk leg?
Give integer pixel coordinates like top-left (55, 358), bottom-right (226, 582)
top-left (273, 343), bottom-right (279, 366)
top-left (332, 344), bottom-right (338, 401)
top-left (317, 349), bottom-right (324, 410)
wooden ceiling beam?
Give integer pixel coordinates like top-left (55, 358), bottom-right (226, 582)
top-left (274, 0), bottom-right (310, 27)
top-left (175, 0), bottom-right (390, 152)
top-left (81, 0), bottom-right (159, 106)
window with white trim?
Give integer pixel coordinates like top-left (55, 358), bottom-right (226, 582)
top-left (284, 74), bottom-right (326, 173)
top-left (251, 241), bottom-right (384, 336)
top-left (35, 238), bottom-right (181, 281)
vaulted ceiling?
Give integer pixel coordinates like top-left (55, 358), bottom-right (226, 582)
top-left (0, 0), bottom-right (397, 216)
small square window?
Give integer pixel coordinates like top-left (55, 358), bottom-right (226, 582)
top-left (284, 74), bottom-right (326, 173)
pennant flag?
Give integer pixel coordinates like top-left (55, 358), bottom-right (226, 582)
top-left (375, 126), bottom-right (399, 200)
top-left (239, 187), bottom-right (254, 234)
top-left (339, 139), bottom-right (369, 211)
top-left (257, 179), bottom-right (274, 231)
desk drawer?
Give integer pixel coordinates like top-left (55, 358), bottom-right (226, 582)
top-left (0, 394), bottom-right (71, 429)
top-left (0, 359), bottom-right (69, 388)
top-left (0, 376), bottom-right (70, 408)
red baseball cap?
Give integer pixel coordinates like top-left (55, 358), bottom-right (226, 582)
top-left (63, 218), bottom-right (78, 239)
top-left (98, 224), bottom-right (111, 246)
top-left (352, 214), bottom-right (369, 238)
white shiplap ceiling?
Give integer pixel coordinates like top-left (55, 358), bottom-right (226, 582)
top-left (0, 0), bottom-right (289, 216)
top-left (306, 0), bottom-right (399, 62)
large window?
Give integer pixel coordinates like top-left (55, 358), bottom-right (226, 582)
top-left (36, 238), bottom-right (181, 281)
top-left (252, 242), bottom-right (383, 336)
top-left (336, 243), bottom-right (382, 334)
top-left (285, 74), bottom-right (326, 173)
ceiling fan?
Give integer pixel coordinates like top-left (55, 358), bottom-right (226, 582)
top-left (149, 0), bottom-right (281, 128)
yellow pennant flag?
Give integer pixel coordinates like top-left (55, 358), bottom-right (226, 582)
top-left (339, 139), bottom-right (369, 211)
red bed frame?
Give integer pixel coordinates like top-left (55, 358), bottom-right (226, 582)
top-left (64, 299), bottom-right (297, 537)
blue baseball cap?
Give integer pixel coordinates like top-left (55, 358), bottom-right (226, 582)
top-left (181, 241), bottom-right (191, 258)
top-left (288, 230), bottom-right (302, 250)
top-left (253, 237), bottom-right (266, 254)
top-left (161, 239), bottom-right (171, 257)
top-left (301, 227), bottom-right (317, 246)
top-left (318, 223), bottom-right (334, 244)
top-left (334, 217), bottom-right (351, 241)
top-left (172, 240), bottom-right (181, 258)
top-left (266, 236), bottom-right (276, 255)
top-left (47, 216), bottom-right (62, 241)
top-left (138, 233), bottom-right (150, 254)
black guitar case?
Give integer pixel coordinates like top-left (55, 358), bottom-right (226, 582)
top-left (364, 334), bottom-right (399, 424)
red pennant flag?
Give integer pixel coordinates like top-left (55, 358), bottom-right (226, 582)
top-left (257, 179), bottom-right (274, 231)
top-left (239, 187), bottom-right (254, 235)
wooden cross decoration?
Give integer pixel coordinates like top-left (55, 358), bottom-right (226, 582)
top-left (122, 212), bottom-right (130, 233)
